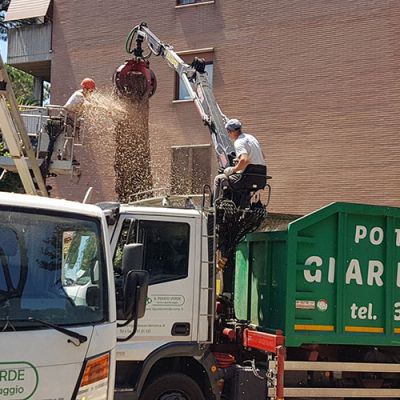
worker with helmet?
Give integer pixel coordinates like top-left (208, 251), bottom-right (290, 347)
top-left (214, 118), bottom-right (267, 201)
top-left (214, 118), bottom-right (267, 270)
top-left (60, 78), bottom-right (96, 161)
top-left (64, 78), bottom-right (96, 115)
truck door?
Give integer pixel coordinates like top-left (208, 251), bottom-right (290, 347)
top-left (112, 215), bottom-right (197, 345)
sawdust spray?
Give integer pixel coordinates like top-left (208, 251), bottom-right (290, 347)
top-left (113, 95), bottom-right (153, 203)
top-left (81, 87), bottom-right (153, 203)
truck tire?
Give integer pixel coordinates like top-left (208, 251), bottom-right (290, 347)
top-left (140, 373), bottom-right (205, 400)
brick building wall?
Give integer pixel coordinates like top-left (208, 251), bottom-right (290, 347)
top-left (49, 0), bottom-right (400, 214)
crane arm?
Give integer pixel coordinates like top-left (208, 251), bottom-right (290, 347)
top-left (114, 23), bottom-right (268, 267)
top-left (115, 22), bottom-right (235, 169)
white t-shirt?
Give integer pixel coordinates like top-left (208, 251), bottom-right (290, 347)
top-left (234, 133), bottom-right (266, 166)
top-left (64, 90), bottom-right (85, 114)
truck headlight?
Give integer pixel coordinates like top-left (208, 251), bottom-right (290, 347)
top-left (75, 353), bottom-right (110, 400)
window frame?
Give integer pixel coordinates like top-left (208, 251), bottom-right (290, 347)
top-left (173, 49), bottom-right (214, 101)
top-left (0, 205), bottom-right (109, 326)
top-left (175, 62), bottom-right (214, 101)
top-left (175, 0), bottom-right (215, 7)
top-left (112, 217), bottom-right (192, 286)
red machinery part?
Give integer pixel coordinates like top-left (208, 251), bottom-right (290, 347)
top-left (276, 345), bottom-right (285, 400)
top-left (213, 352), bottom-right (236, 369)
top-left (243, 330), bottom-right (286, 400)
top-left (113, 58), bottom-right (157, 99)
top-left (243, 329), bottom-right (284, 353)
top-left (222, 328), bottom-right (236, 341)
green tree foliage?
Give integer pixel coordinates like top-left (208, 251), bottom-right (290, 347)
top-left (6, 64), bottom-right (39, 105)
top-left (0, 142), bottom-right (23, 192)
top-left (6, 64), bottom-right (50, 105)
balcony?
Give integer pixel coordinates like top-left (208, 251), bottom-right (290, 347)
top-left (7, 22), bottom-right (52, 81)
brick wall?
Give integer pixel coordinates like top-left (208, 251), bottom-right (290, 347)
top-left (50, 0), bottom-right (400, 214)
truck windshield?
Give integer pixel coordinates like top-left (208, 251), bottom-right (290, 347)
top-left (0, 207), bottom-right (107, 328)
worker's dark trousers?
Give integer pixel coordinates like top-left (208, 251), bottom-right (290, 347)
top-left (214, 164), bottom-right (267, 202)
top-left (214, 172), bottom-right (241, 201)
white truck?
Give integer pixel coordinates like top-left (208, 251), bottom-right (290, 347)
top-left (0, 192), bottom-right (148, 400)
top-left (97, 196), bottom-right (280, 400)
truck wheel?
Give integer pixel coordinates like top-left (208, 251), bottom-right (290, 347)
top-left (141, 373), bottom-right (205, 400)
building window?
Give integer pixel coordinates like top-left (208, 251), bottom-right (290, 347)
top-left (171, 144), bottom-right (211, 194)
top-left (175, 50), bottom-right (214, 100)
top-left (176, 0), bottom-right (211, 5)
top-left (177, 63), bottom-right (213, 101)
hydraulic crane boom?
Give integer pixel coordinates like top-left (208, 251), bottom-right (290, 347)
top-left (0, 55), bottom-right (48, 196)
top-left (114, 22), bottom-right (235, 169)
top-left (114, 22), bottom-right (269, 267)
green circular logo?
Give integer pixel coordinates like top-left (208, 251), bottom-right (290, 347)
top-left (0, 362), bottom-right (38, 400)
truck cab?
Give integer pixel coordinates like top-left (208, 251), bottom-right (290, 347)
top-left (111, 203), bottom-right (212, 345)
top-left (107, 200), bottom-right (218, 399)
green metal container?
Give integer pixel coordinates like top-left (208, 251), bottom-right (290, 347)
top-left (235, 202), bottom-right (400, 347)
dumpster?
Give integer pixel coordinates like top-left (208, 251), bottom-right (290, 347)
top-left (235, 202), bottom-right (400, 347)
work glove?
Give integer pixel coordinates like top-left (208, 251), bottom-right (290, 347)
top-left (224, 167), bottom-right (235, 177)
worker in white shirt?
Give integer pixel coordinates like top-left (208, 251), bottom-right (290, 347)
top-left (64, 78), bottom-right (96, 115)
top-left (214, 118), bottom-right (267, 201)
top-left (60, 78), bottom-right (96, 161)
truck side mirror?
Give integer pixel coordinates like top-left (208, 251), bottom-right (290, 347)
top-left (122, 270), bottom-right (149, 320)
top-left (122, 243), bottom-right (144, 274)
